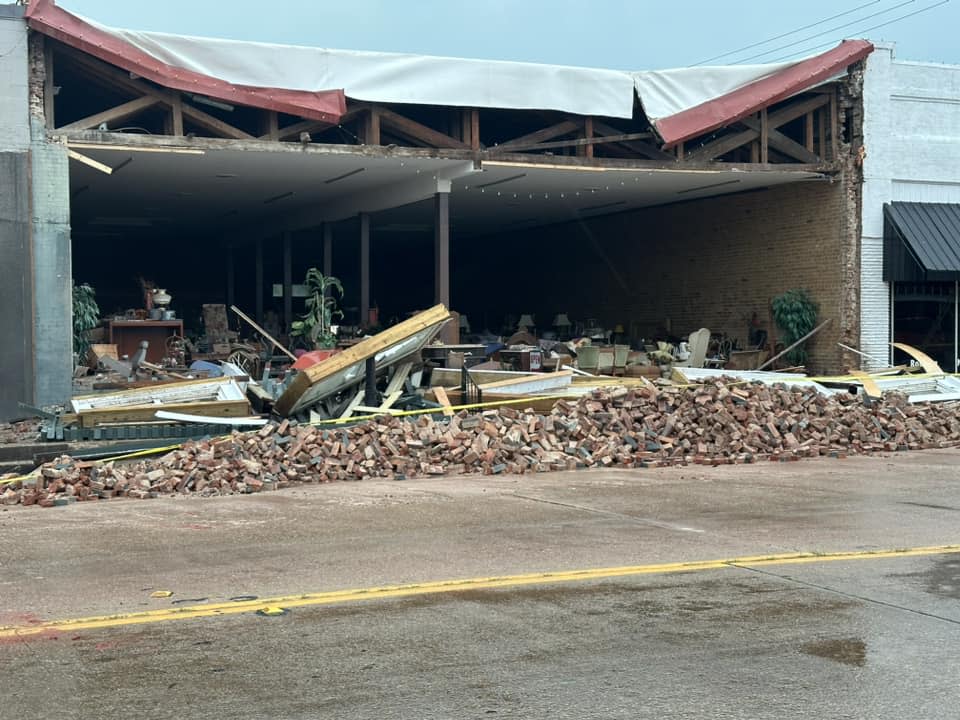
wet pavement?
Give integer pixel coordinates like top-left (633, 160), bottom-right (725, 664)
top-left (1, 450), bottom-right (960, 718)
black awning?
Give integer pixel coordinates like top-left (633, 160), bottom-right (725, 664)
top-left (884, 202), bottom-right (960, 282)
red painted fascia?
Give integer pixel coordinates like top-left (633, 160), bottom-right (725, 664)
top-left (26, 0), bottom-right (346, 123)
top-left (655, 39), bottom-right (874, 148)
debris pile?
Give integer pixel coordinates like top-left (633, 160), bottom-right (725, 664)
top-left (4, 380), bottom-right (960, 507)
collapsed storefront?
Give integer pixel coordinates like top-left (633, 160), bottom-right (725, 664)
top-left (0, 0), bottom-right (872, 419)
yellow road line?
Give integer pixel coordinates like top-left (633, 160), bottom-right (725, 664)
top-left (2, 544), bottom-right (957, 638)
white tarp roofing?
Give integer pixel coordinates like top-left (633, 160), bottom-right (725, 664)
top-left (631, 62), bottom-right (796, 122)
top-left (74, 8), bottom-right (806, 122)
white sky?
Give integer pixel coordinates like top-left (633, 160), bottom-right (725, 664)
top-left (59, 0), bottom-right (958, 70)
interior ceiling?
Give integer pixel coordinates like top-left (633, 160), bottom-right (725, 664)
top-left (69, 143), bottom-right (823, 239)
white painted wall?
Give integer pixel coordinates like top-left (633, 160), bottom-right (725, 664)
top-left (0, 8), bottom-right (30, 151)
top-left (861, 44), bottom-right (960, 367)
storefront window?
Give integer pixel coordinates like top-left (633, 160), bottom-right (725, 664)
top-left (892, 281), bottom-right (957, 371)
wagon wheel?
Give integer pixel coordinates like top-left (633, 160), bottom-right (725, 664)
top-left (227, 347), bottom-right (262, 379)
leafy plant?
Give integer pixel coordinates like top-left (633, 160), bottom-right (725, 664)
top-left (290, 268), bottom-right (344, 350)
top-left (72, 282), bottom-right (100, 364)
top-left (771, 289), bottom-right (818, 366)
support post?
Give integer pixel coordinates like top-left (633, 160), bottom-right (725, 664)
top-left (282, 232), bottom-right (293, 333)
top-left (255, 238), bottom-right (264, 324)
top-left (323, 223), bottom-right (333, 287)
top-left (955, 280), bottom-right (958, 373)
top-left (364, 356), bottom-right (377, 406)
top-left (434, 191), bottom-right (450, 308)
top-left (759, 108), bottom-right (769, 164)
top-left (226, 246), bottom-right (235, 307)
top-left (359, 213), bottom-right (370, 327)
top-left (363, 108), bottom-right (381, 145)
top-left (579, 117), bottom-right (594, 158)
top-left (804, 111), bottom-right (814, 153)
top-left (170, 93), bottom-right (183, 137)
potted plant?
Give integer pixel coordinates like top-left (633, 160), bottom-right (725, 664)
top-left (290, 268), bottom-right (344, 354)
top-left (771, 289), bottom-right (818, 367)
top-left (73, 282), bottom-right (100, 367)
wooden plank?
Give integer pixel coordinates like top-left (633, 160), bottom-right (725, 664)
top-left (805, 111), bottom-right (814, 152)
top-left (170, 93), bottom-right (184, 136)
top-left (470, 108), bottom-right (480, 151)
top-left (66, 149), bottom-right (113, 174)
top-left (739, 117), bottom-right (819, 163)
top-left (591, 121), bottom-right (674, 160)
top-left (338, 388), bottom-right (366, 419)
top-left (891, 342), bottom-right (944, 376)
top-left (478, 371), bottom-right (573, 394)
top-left (79, 399), bottom-right (251, 428)
top-left (275, 304), bottom-right (451, 417)
top-left (494, 119), bottom-right (581, 152)
top-left (230, 304), bottom-right (297, 360)
top-left (580, 117), bottom-right (594, 158)
top-left (384, 361), bottom-right (413, 397)
top-left (377, 107), bottom-right (469, 149)
top-left (58, 96), bottom-right (161, 131)
top-left (180, 102), bottom-right (255, 140)
top-left (441, 389), bottom-right (560, 414)
top-left (490, 131), bottom-right (656, 154)
top-left (684, 94), bottom-right (830, 163)
top-left (56, 46), bottom-right (249, 140)
top-left (433, 386), bottom-right (455, 417)
top-left (757, 319), bottom-right (832, 370)
top-left (72, 376), bottom-right (241, 410)
top-left (261, 110), bottom-right (280, 140)
top-left (685, 127), bottom-right (757, 162)
top-left (431, 368), bottom-right (537, 387)
top-left (363, 107), bottom-right (381, 145)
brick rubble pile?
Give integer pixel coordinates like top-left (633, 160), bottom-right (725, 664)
top-left (3, 380), bottom-right (960, 508)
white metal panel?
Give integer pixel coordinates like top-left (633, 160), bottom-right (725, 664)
top-left (860, 236), bottom-right (890, 368)
top-left (0, 13), bottom-right (30, 151)
top-left (860, 44), bottom-right (960, 370)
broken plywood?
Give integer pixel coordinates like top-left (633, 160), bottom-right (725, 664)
top-left (275, 304), bottom-right (450, 417)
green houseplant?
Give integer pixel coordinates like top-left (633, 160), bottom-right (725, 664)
top-left (290, 268), bottom-right (344, 350)
top-left (771, 289), bottom-right (818, 366)
top-left (72, 282), bottom-right (100, 365)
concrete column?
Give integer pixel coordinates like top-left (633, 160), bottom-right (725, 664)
top-left (359, 213), bottom-right (370, 327)
top-left (282, 232), bottom-right (293, 332)
top-left (255, 238), bottom-right (264, 323)
top-left (434, 192), bottom-right (450, 308)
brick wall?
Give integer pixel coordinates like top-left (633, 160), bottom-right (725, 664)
top-left (455, 176), bottom-right (856, 374)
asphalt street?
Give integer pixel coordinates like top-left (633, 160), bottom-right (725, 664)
top-left (2, 449), bottom-right (959, 718)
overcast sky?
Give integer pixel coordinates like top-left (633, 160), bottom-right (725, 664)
top-left (59, 0), bottom-right (957, 69)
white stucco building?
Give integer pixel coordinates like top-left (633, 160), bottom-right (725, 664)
top-left (861, 43), bottom-right (960, 370)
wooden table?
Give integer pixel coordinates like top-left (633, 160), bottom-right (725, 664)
top-left (106, 320), bottom-right (184, 363)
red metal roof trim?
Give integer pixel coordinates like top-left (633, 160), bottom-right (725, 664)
top-left (26, 0), bottom-right (346, 124)
top-left (655, 39), bottom-right (873, 148)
